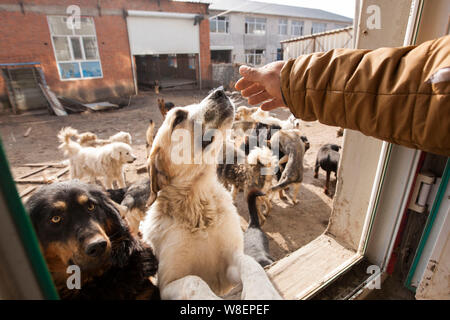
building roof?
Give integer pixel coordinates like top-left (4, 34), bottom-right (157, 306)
top-left (208, 0), bottom-right (353, 23)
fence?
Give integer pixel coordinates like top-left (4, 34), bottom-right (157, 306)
top-left (282, 26), bottom-right (353, 59)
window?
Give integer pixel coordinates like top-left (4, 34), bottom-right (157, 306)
top-left (277, 48), bottom-right (283, 61)
top-left (210, 16), bottom-right (229, 33)
top-left (211, 50), bottom-right (232, 63)
top-left (278, 19), bottom-right (287, 35)
top-left (188, 54), bottom-right (196, 70)
top-left (245, 49), bottom-right (264, 65)
top-left (291, 20), bottom-right (304, 36)
top-left (311, 22), bottom-right (327, 34)
top-left (245, 17), bottom-right (266, 35)
top-left (48, 16), bottom-right (102, 80)
top-left (333, 23), bottom-right (348, 29)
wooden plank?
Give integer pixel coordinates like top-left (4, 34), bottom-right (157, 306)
top-left (83, 102), bottom-right (119, 112)
top-left (23, 127), bottom-right (32, 137)
top-left (15, 178), bottom-right (50, 184)
top-left (20, 162), bottom-right (65, 167)
top-left (17, 165), bottom-right (50, 179)
top-left (15, 167), bottom-right (69, 184)
top-left (2, 68), bottom-right (18, 114)
top-left (266, 234), bottom-right (357, 299)
top-left (39, 83), bottom-right (67, 116)
top-left (50, 167), bottom-right (69, 180)
top-left (19, 186), bottom-right (37, 198)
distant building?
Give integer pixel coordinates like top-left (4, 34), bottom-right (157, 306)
top-left (0, 0), bottom-right (211, 113)
top-left (209, 0), bottom-right (353, 65)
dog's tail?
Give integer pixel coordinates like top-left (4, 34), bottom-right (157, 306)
top-left (247, 189), bottom-right (265, 228)
top-left (78, 132), bottom-right (97, 145)
top-left (271, 152), bottom-right (302, 191)
top-left (270, 179), bottom-right (291, 192)
top-left (57, 127), bottom-right (81, 156)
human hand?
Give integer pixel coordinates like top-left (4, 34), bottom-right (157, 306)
top-left (235, 61), bottom-right (287, 111)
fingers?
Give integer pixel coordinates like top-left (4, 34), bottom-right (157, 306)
top-left (235, 78), bottom-right (254, 91)
top-left (239, 65), bottom-right (261, 82)
top-left (235, 65), bottom-right (263, 91)
top-left (248, 91), bottom-right (272, 105)
top-left (241, 83), bottom-right (265, 97)
top-left (261, 98), bottom-right (286, 111)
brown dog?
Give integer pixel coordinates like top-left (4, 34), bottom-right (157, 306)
top-left (157, 98), bottom-right (175, 118)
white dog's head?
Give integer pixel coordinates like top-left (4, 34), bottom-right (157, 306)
top-left (288, 115), bottom-right (301, 130)
top-left (110, 142), bottom-right (137, 164)
top-left (147, 88), bottom-right (235, 205)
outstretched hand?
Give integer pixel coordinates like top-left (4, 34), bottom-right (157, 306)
top-left (235, 61), bottom-right (287, 111)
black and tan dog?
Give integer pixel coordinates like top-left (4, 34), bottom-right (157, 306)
top-left (157, 98), bottom-right (175, 118)
top-left (26, 180), bottom-right (159, 300)
top-left (107, 178), bottom-right (150, 237)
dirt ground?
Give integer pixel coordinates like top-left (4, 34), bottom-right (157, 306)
top-left (0, 89), bottom-right (343, 262)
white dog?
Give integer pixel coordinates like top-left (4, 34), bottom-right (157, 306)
top-left (58, 127), bottom-right (136, 189)
top-left (140, 89), bottom-right (281, 300)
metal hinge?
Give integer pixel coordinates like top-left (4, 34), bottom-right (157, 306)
top-left (408, 173), bottom-right (436, 213)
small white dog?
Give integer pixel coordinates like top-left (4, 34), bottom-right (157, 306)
top-left (58, 127), bottom-right (136, 189)
top-left (141, 89), bottom-right (281, 300)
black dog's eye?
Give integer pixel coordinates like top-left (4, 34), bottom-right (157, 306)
top-left (172, 110), bottom-right (187, 129)
top-left (87, 202), bottom-right (95, 211)
top-left (51, 216), bottom-right (61, 224)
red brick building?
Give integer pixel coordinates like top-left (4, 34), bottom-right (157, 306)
top-left (0, 0), bottom-right (211, 113)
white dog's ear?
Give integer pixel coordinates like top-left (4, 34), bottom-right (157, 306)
top-left (146, 147), bottom-right (169, 207)
top-left (111, 148), bottom-right (122, 160)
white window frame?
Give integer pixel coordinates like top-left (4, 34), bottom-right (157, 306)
top-left (47, 16), bottom-right (103, 81)
top-left (311, 22), bottom-right (327, 34)
top-left (210, 16), bottom-right (229, 33)
top-left (245, 49), bottom-right (264, 66)
top-left (278, 18), bottom-right (288, 35)
top-left (245, 17), bottom-right (266, 35)
top-left (291, 20), bottom-right (304, 36)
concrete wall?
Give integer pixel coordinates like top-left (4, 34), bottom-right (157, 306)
top-left (209, 10), bottom-right (352, 65)
top-left (211, 63), bottom-right (241, 88)
top-left (0, 0), bottom-right (211, 111)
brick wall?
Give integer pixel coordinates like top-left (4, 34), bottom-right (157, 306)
top-left (0, 0), bottom-right (211, 110)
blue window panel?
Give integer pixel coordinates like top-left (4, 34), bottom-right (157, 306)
top-left (277, 48), bottom-right (283, 61)
top-left (81, 61), bottom-right (102, 78)
top-left (59, 62), bottom-right (81, 79)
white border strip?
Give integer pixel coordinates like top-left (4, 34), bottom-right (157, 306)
top-left (127, 10), bottom-right (198, 19)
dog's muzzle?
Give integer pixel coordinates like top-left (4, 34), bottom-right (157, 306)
top-left (205, 89), bottom-right (234, 125)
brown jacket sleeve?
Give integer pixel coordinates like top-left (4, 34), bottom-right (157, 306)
top-left (280, 35), bottom-right (450, 156)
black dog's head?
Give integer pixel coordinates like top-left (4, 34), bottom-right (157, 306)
top-left (26, 180), bottom-right (136, 288)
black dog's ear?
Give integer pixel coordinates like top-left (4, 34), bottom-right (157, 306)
top-left (94, 191), bottom-right (136, 268)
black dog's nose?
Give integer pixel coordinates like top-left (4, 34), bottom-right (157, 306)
top-left (85, 240), bottom-right (107, 257)
top-left (212, 89), bottom-right (226, 100)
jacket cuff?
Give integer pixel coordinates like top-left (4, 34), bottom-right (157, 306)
top-left (280, 59), bottom-right (297, 116)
